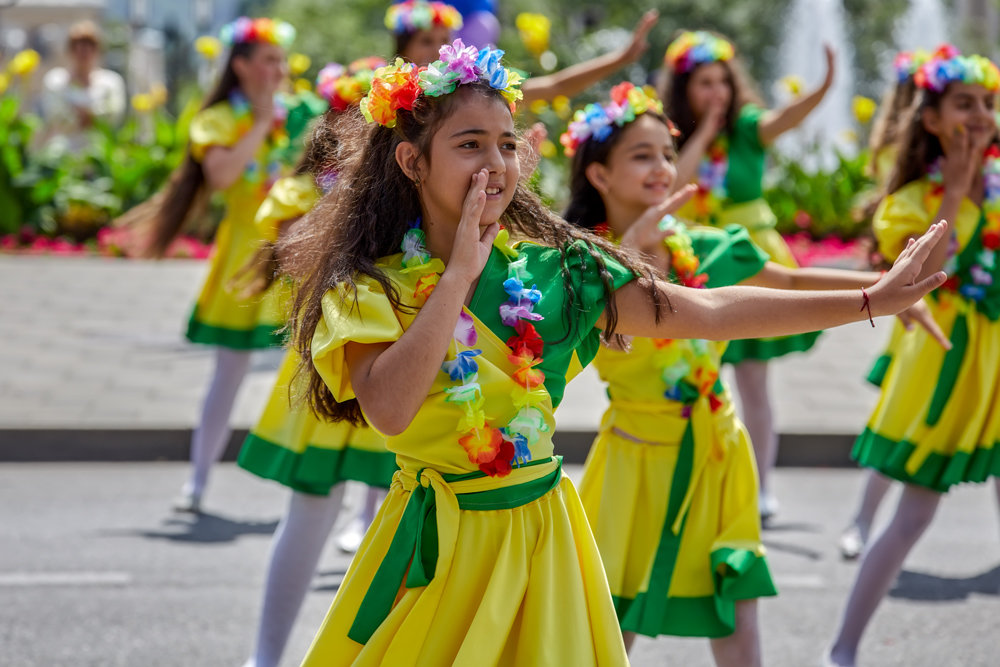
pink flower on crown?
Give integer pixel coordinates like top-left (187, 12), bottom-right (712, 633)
top-left (439, 39), bottom-right (480, 84)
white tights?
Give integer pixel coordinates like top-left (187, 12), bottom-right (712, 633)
top-left (185, 347), bottom-right (252, 499)
top-left (828, 483), bottom-right (942, 666)
top-left (244, 486), bottom-right (346, 667)
top-left (733, 361), bottom-right (777, 496)
top-left (846, 470), bottom-right (894, 541)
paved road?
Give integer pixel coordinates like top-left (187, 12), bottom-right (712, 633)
top-left (1, 460), bottom-right (997, 666)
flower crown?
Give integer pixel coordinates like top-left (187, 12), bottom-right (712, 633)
top-left (559, 83), bottom-right (666, 157)
top-left (665, 31), bottom-right (734, 74)
top-left (914, 52), bottom-right (1000, 93)
top-left (385, 0), bottom-right (463, 36)
top-left (893, 44), bottom-right (959, 83)
top-left (316, 57), bottom-right (388, 112)
top-left (360, 40), bottom-right (523, 128)
top-left (219, 17), bottom-right (296, 49)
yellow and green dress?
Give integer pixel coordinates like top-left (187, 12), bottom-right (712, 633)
top-left (579, 225), bottom-right (777, 639)
top-left (237, 174), bottom-right (396, 493)
top-left (300, 232), bottom-right (633, 666)
top-left (677, 103), bottom-right (821, 363)
top-left (184, 99), bottom-right (296, 349)
top-left (853, 178), bottom-right (1000, 491)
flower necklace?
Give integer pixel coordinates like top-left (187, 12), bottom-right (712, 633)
top-left (229, 90), bottom-right (290, 190)
top-left (925, 145), bottom-right (1000, 303)
top-left (399, 223), bottom-right (549, 477)
top-left (691, 134), bottom-right (729, 220)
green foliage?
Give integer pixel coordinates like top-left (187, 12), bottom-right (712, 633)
top-left (0, 95), bottom-right (42, 235)
top-left (764, 144), bottom-right (876, 240)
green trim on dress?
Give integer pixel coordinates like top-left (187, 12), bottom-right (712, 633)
top-left (238, 432), bottom-right (398, 494)
top-left (721, 330), bottom-right (821, 364)
top-left (185, 309), bottom-right (285, 350)
top-left (865, 353), bottom-right (892, 388)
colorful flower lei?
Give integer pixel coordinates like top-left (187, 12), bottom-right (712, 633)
top-left (219, 17), bottom-right (296, 49)
top-left (893, 44), bottom-right (958, 84)
top-left (228, 90), bottom-right (289, 189)
top-left (559, 82), bottom-right (665, 157)
top-left (665, 31), bottom-right (734, 75)
top-left (360, 40), bottom-right (523, 128)
top-left (385, 0), bottom-right (463, 35)
top-left (400, 225), bottom-right (547, 477)
top-left (925, 145), bottom-right (1000, 303)
top-left (316, 57), bottom-right (387, 112)
top-left (689, 135), bottom-right (729, 220)
top-left (914, 52), bottom-right (1000, 93)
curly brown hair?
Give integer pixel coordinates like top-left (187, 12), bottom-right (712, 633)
top-left (280, 84), bottom-right (666, 424)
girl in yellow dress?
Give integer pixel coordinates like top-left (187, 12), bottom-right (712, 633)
top-left (232, 59), bottom-right (399, 667)
top-left (560, 85), bottom-right (944, 667)
top-left (661, 30), bottom-right (835, 521)
top-left (121, 17), bottom-right (300, 512)
top-left (276, 42), bottom-right (944, 666)
top-left (827, 51), bottom-right (1000, 667)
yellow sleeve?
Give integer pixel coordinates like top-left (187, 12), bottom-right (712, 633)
top-left (873, 182), bottom-right (932, 261)
top-left (254, 175), bottom-right (320, 242)
top-left (311, 280), bottom-right (405, 402)
top-left (189, 103), bottom-right (240, 162)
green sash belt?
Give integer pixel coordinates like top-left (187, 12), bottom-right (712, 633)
top-left (347, 456), bottom-right (563, 644)
top-left (926, 313), bottom-right (969, 427)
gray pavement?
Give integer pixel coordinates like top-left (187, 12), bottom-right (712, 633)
top-left (1, 255), bottom-right (892, 464)
top-left (0, 461), bottom-right (997, 666)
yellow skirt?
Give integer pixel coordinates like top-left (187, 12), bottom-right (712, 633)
top-left (854, 297), bottom-right (1000, 491)
top-left (865, 319), bottom-right (910, 388)
top-left (185, 212), bottom-right (289, 350)
top-left (578, 398), bottom-right (776, 638)
top-left (301, 464), bottom-right (628, 666)
top-left (238, 350), bottom-right (396, 494)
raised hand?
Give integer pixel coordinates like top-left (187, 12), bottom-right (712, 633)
top-left (447, 169), bottom-right (500, 283)
top-left (620, 185), bottom-right (696, 255)
top-left (820, 43), bottom-right (836, 91)
top-left (942, 125), bottom-right (988, 198)
top-left (619, 9), bottom-right (659, 64)
top-left (895, 299), bottom-right (952, 349)
top-left (869, 221), bottom-right (949, 316)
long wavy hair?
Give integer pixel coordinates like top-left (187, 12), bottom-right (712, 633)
top-left (564, 112), bottom-right (677, 229)
top-left (868, 78), bottom-right (918, 185)
top-left (658, 35), bottom-right (763, 149)
top-left (117, 42), bottom-right (258, 257)
top-left (281, 83), bottom-right (666, 424)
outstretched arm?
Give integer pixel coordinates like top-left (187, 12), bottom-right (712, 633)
top-left (604, 222), bottom-right (949, 340)
top-left (757, 44), bottom-right (835, 145)
top-left (521, 10), bottom-right (657, 104)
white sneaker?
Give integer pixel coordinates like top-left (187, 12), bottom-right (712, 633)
top-left (335, 519), bottom-right (366, 553)
top-left (759, 493), bottom-right (779, 523)
top-left (172, 488), bottom-right (202, 514)
top-left (838, 525), bottom-right (865, 560)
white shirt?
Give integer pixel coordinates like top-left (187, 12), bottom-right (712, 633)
top-left (40, 66), bottom-right (126, 148)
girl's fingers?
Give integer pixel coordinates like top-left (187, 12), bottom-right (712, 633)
top-left (460, 169), bottom-right (488, 230)
top-left (662, 184), bottom-right (697, 213)
top-left (909, 305), bottom-right (951, 348)
top-left (480, 221), bottom-right (501, 245)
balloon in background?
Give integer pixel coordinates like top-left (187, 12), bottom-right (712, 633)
top-left (457, 10), bottom-right (500, 48)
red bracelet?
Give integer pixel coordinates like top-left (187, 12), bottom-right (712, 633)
top-left (860, 287), bottom-right (875, 327)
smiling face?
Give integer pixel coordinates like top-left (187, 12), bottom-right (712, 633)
top-left (685, 61), bottom-right (733, 121)
top-left (922, 82), bottom-right (998, 153)
top-left (586, 113), bottom-right (677, 225)
top-left (408, 88), bottom-right (520, 229)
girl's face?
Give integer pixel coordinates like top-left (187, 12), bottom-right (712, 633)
top-left (923, 82), bottom-right (998, 153)
top-left (686, 62), bottom-right (732, 121)
top-left (586, 114), bottom-right (677, 218)
top-left (234, 43), bottom-right (288, 96)
top-left (414, 91), bottom-right (519, 228)
top-left (402, 26), bottom-right (453, 67)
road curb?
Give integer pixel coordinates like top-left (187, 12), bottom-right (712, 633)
top-left (0, 428), bottom-right (857, 467)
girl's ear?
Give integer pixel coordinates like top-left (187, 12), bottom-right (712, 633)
top-left (395, 141), bottom-right (423, 184)
top-left (231, 55), bottom-right (250, 83)
top-left (585, 162), bottom-right (611, 195)
top-left (921, 106), bottom-right (942, 137)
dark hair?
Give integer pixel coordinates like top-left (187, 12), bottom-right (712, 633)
top-left (281, 84), bottom-right (665, 424)
top-left (564, 112), bottom-right (677, 229)
top-left (117, 42), bottom-right (258, 257)
top-left (395, 32), bottom-right (414, 59)
top-left (659, 46), bottom-right (763, 149)
top-left (868, 77), bottom-right (918, 184)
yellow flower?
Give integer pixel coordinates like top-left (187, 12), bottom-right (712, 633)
top-left (8, 49), bottom-right (40, 77)
top-left (0, 73), bottom-right (9, 95)
top-left (779, 74), bottom-right (804, 97)
top-left (552, 95), bottom-right (571, 119)
top-left (852, 95), bottom-right (877, 125)
top-left (539, 139), bottom-right (556, 159)
top-left (516, 13), bottom-right (551, 58)
top-left (150, 83), bottom-right (168, 107)
top-left (529, 99), bottom-right (549, 115)
top-left (195, 36), bottom-right (222, 60)
top-left (294, 78), bottom-right (312, 94)
top-left (840, 129), bottom-right (859, 145)
top-left (131, 93), bottom-right (154, 113)
top-left (288, 53), bottom-right (311, 77)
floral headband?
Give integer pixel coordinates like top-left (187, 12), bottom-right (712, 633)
top-left (559, 83), bottom-right (666, 157)
top-left (385, 0), bottom-right (463, 36)
top-left (360, 39), bottom-right (523, 128)
top-left (914, 52), bottom-right (1000, 93)
top-left (893, 44), bottom-right (959, 83)
top-left (219, 17), bottom-right (296, 49)
top-left (316, 57), bottom-right (388, 112)
top-left (665, 31), bottom-right (734, 74)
